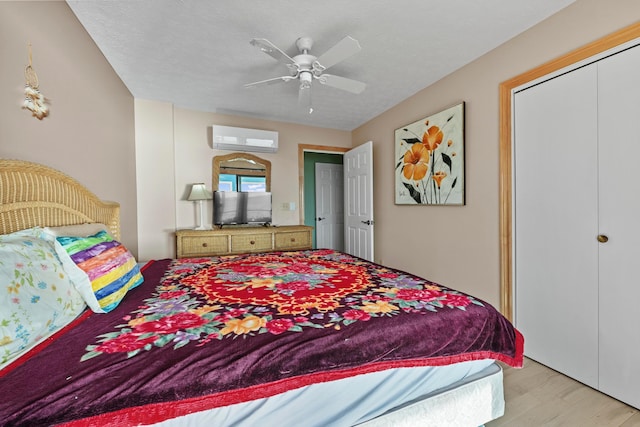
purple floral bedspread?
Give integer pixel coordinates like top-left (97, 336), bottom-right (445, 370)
top-left (1, 249), bottom-right (523, 426)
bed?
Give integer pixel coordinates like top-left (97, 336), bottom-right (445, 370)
top-left (0, 159), bottom-right (523, 426)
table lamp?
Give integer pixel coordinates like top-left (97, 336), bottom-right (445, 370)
top-left (187, 183), bottom-right (212, 230)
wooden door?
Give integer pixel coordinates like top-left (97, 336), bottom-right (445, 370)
top-left (513, 63), bottom-right (600, 388)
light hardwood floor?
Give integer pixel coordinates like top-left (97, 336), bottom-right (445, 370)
top-left (486, 358), bottom-right (640, 427)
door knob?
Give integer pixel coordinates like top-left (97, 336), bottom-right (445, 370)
top-left (361, 220), bottom-right (374, 225)
top-left (597, 235), bottom-right (609, 243)
top-left (316, 217), bottom-right (325, 221)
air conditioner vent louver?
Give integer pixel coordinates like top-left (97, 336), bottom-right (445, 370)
top-left (212, 125), bottom-right (278, 153)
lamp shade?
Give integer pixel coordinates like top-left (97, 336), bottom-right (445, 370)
top-left (187, 183), bottom-right (211, 201)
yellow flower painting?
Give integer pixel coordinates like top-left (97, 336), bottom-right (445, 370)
top-left (395, 103), bottom-right (465, 205)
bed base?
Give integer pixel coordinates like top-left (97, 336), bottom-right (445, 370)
top-left (151, 362), bottom-right (504, 427)
top-left (359, 363), bottom-right (504, 427)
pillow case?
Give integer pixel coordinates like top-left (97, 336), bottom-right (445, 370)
top-left (0, 228), bottom-right (86, 370)
top-left (55, 231), bottom-right (143, 313)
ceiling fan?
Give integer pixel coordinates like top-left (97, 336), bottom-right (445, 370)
top-left (245, 35), bottom-right (366, 113)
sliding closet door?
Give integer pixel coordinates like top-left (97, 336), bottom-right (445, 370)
top-left (597, 44), bottom-right (640, 409)
top-left (514, 64), bottom-right (599, 388)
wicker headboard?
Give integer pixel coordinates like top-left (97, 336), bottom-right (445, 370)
top-left (0, 159), bottom-right (121, 239)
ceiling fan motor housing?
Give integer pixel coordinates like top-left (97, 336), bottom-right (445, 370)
top-left (294, 54), bottom-right (316, 71)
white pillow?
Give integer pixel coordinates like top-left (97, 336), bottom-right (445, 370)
top-left (44, 223), bottom-right (110, 238)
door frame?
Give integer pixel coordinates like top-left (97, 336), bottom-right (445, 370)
top-left (298, 144), bottom-right (350, 226)
top-left (498, 22), bottom-right (640, 322)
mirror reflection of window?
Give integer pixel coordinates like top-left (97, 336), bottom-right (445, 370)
top-left (219, 174), bottom-right (236, 191)
top-left (240, 176), bottom-right (266, 192)
top-left (219, 182), bottom-right (234, 191)
top-left (218, 173), bottom-right (266, 192)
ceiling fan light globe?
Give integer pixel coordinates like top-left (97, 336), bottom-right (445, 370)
top-left (299, 71), bottom-right (313, 86)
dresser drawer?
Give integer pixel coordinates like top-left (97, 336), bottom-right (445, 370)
top-left (176, 226), bottom-right (312, 258)
top-left (274, 230), bottom-right (311, 250)
top-left (179, 235), bottom-right (228, 256)
top-left (230, 233), bottom-right (273, 253)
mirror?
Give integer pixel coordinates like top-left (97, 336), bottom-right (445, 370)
top-left (212, 152), bottom-right (271, 192)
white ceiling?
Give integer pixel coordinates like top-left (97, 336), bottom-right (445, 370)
top-left (67, 0), bottom-right (575, 131)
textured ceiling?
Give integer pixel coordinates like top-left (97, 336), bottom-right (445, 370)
top-left (67, 0), bottom-right (575, 131)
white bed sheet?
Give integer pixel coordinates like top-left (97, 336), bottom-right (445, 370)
top-left (150, 359), bottom-right (499, 427)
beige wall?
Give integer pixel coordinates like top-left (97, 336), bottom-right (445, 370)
top-left (135, 99), bottom-right (176, 262)
top-left (0, 1), bottom-right (138, 254)
top-left (353, 0), bottom-right (640, 307)
top-left (134, 101), bottom-right (352, 261)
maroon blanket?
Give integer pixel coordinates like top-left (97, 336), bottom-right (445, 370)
top-left (1, 249), bottom-right (523, 426)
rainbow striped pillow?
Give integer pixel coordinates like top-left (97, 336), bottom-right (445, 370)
top-left (56, 231), bottom-right (143, 313)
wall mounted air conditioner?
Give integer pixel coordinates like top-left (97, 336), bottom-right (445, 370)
top-left (212, 125), bottom-right (278, 153)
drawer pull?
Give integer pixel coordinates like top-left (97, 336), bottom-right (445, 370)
top-left (202, 243), bottom-right (208, 247)
top-left (290, 238), bottom-right (296, 242)
top-left (250, 240), bottom-right (255, 245)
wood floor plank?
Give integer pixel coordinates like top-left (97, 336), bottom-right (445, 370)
top-left (487, 358), bottom-right (639, 426)
top-left (620, 412), bottom-right (640, 426)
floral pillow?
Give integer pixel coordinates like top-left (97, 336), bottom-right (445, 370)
top-left (0, 228), bottom-right (86, 370)
top-left (55, 231), bottom-right (143, 313)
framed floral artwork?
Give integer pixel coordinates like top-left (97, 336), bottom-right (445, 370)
top-left (394, 102), bottom-right (465, 205)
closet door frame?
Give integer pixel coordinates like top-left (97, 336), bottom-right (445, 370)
top-left (499, 22), bottom-right (640, 322)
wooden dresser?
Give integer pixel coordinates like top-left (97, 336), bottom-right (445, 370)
top-left (175, 225), bottom-right (313, 258)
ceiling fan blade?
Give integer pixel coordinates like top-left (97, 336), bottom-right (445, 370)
top-left (298, 85), bottom-right (313, 114)
top-left (315, 36), bottom-right (361, 70)
top-left (249, 38), bottom-right (296, 64)
top-left (244, 75), bottom-right (296, 88)
top-left (318, 74), bottom-right (366, 94)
